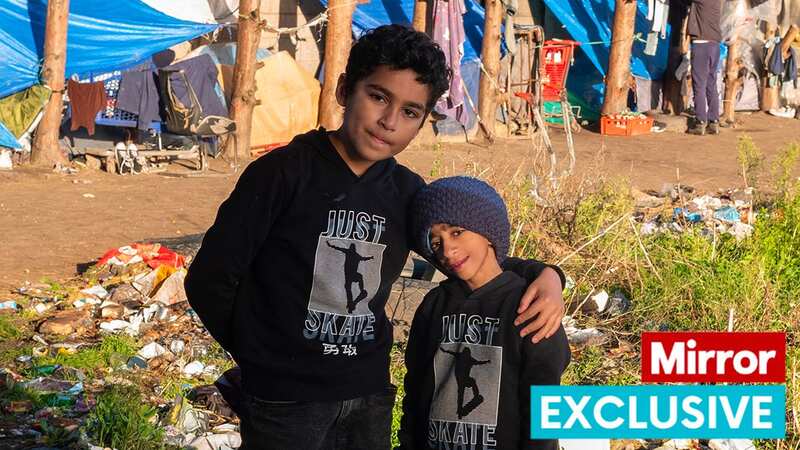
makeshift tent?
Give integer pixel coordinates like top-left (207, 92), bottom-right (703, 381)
top-left (218, 51), bottom-right (321, 151)
top-left (141, 0), bottom-right (239, 24)
top-left (0, 0), bottom-right (219, 100)
top-left (0, 85), bottom-right (51, 139)
top-left (0, 122), bottom-right (20, 149)
top-left (543, 0), bottom-right (671, 110)
top-left (320, 0), bottom-right (491, 62)
top-left (318, 0), bottom-right (490, 134)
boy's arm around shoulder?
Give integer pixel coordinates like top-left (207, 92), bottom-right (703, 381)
top-left (184, 155), bottom-right (289, 358)
top-left (501, 257), bottom-right (566, 289)
top-left (519, 324), bottom-right (571, 450)
top-left (396, 287), bottom-right (443, 450)
top-left (502, 257), bottom-right (567, 344)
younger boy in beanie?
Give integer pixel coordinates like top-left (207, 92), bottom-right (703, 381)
top-left (398, 176), bottom-right (571, 450)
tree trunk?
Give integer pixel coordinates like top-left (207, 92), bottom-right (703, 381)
top-left (761, 24), bottom-right (778, 111)
top-left (226, 0), bottom-right (261, 160)
top-left (478, 0), bottom-right (503, 140)
top-left (601, 0), bottom-right (637, 115)
top-left (318, 0), bottom-right (356, 131)
top-left (31, 0), bottom-right (70, 166)
top-left (781, 24), bottom-right (799, 59)
top-left (412, 0), bottom-right (427, 33)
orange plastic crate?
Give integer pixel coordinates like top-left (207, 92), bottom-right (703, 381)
top-left (600, 115), bottom-right (653, 136)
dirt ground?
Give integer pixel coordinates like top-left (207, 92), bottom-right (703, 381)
top-left (1, 112), bottom-right (798, 292)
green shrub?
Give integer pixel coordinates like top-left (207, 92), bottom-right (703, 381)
top-left (84, 385), bottom-right (167, 450)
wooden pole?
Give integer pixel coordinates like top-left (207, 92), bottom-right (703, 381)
top-left (31, 0), bottom-right (70, 166)
top-left (722, 38), bottom-right (742, 124)
top-left (601, 0), bottom-right (637, 115)
top-left (761, 23), bottom-right (779, 111)
top-left (318, 0), bottom-right (356, 131)
top-left (227, 0), bottom-right (261, 160)
top-left (412, 0), bottom-right (427, 33)
top-left (478, 0), bottom-right (503, 141)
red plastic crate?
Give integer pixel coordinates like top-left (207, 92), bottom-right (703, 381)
top-left (600, 115), bottom-right (654, 136)
top-left (542, 40), bottom-right (579, 102)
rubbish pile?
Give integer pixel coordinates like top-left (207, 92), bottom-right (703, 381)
top-left (0, 242), bottom-right (240, 449)
top-left (633, 185), bottom-right (756, 241)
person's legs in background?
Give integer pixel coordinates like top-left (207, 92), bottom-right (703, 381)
top-left (689, 41), bottom-right (711, 135)
top-left (706, 43), bottom-right (722, 135)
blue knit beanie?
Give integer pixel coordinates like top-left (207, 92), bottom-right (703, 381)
top-left (410, 176), bottom-right (510, 265)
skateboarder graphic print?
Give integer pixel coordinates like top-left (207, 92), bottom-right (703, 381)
top-left (326, 240), bottom-right (374, 313)
top-left (430, 342), bottom-right (503, 426)
top-left (439, 346), bottom-right (491, 419)
top-left (306, 230), bottom-right (386, 319)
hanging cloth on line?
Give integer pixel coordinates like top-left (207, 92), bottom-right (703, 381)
top-left (68, 79), bottom-right (107, 136)
top-left (645, 0), bottom-right (670, 56)
top-left (432, 0), bottom-right (469, 126)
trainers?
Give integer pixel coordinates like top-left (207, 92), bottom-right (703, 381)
top-left (687, 120), bottom-right (706, 135)
top-left (707, 120), bottom-right (720, 135)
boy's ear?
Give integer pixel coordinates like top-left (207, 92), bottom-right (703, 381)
top-left (335, 73), bottom-right (347, 107)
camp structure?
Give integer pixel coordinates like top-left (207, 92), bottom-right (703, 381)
top-left (0, 0), bottom-right (322, 166)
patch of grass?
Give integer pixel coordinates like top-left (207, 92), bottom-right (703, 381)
top-left (158, 377), bottom-right (198, 402)
top-left (35, 334), bottom-right (138, 373)
top-left (0, 314), bottom-right (21, 340)
top-left (0, 383), bottom-right (48, 412)
top-left (390, 343), bottom-right (406, 448)
top-left (495, 142), bottom-right (799, 439)
top-left (39, 418), bottom-right (80, 447)
top-left (198, 340), bottom-right (236, 374)
top-left (83, 385), bottom-right (168, 450)
top-left (561, 345), bottom-right (605, 385)
top-left (737, 135), bottom-right (764, 189)
top-left (429, 142), bottom-right (444, 178)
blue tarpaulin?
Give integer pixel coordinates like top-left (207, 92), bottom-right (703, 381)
top-left (319, 0), bottom-right (489, 62)
top-left (0, 0), bottom-right (218, 99)
top-left (543, 0), bottom-right (671, 109)
top-left (318, 0), bottom-right (672, 118)
top-left (0, 121), bottom-right (20, 149)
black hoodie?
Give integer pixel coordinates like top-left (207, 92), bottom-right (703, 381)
top-left (185, 129), bottom-right (564, 402)
top-left (398, 272), bottom-right (571, 450)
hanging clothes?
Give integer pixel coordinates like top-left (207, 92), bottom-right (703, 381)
top-left (68, 80), bottom-right (107, 135)
top-left (645, 0), bottom-right (669, 56)
top-left (117, 54), bottom-right (228, 131)
top-left (769, 41), bottom-right (798, 88)
top-left (118, 70), bottom-right (161, 131)
top-left (432, 0), bottom-right (468, 126)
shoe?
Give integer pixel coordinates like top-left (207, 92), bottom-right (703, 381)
top-left (687, 120), bottom-right (706, 135)
top-left (707, 121), bottom-right (720, 135)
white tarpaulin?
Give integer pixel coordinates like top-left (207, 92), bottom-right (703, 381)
top-left (142, 0), bottom-right (239, 24)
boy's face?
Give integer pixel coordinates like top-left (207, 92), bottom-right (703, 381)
top-left (334, 66), bottom-right (430, 170)
top-left (430, 224), bottom-right (501, 290)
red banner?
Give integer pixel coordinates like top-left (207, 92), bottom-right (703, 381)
top-left (641, 332), bottom-right (786, 383)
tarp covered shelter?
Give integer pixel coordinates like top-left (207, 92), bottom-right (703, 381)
top-left (543, 0), bottom-right (671, 110)
top-left (218, 51), bottom-right (322, 152)
top-left (0, 0), bottom-right (219, 99)
top-left (319, 0), bottom-right (493, 134)
top-left (0, 0), bottom-right (222, 148)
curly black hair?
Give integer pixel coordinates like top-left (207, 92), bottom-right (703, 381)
top-left (344, 24), bottom-right (452, 111)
